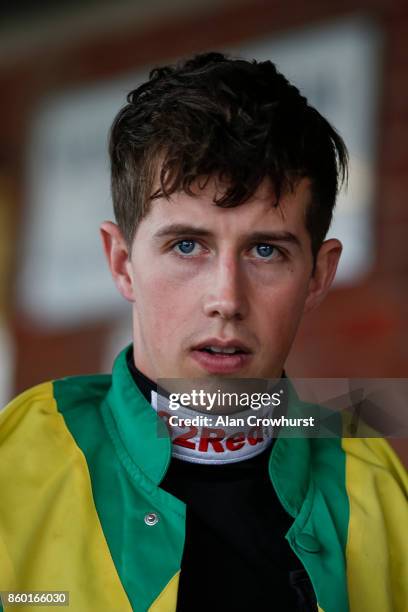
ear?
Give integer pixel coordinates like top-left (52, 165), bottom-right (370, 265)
top-left (100, 221), bottom-right (135, 302)
top-left (304, 239), bottom-right (342, 314)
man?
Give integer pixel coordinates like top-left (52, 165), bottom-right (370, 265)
top-left (0, 52), bottom-right (407, 612)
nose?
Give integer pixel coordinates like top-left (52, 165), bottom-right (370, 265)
top-left (202, 254), bottom-right (248, 320)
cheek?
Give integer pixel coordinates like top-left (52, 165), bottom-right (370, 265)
top-left (253, 276), bottom-right (309, 335)
top-left (137, 269), bottom-right (196, 337)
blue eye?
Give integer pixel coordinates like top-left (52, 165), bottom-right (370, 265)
top-left (175, 240), bottom-right (196, 254)
top-left (255, 244), bottom-right (275, 258)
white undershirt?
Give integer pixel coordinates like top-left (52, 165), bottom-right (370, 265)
top-left (151, 390), bottom-right (276, 465)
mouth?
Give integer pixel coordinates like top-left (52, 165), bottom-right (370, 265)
top-left (190, 339), bottom-right (253, 374)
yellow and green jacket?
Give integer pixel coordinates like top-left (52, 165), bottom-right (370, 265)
top-left (0, 346), bottom-right (407, 611)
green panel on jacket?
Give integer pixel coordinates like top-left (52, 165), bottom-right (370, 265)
top-left (54, 369), bottom-right (186, 611)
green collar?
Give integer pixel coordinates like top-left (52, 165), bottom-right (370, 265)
top-left (268, 380), bottom-right (313, 516)
top-left (106, 345), bottom-right (172, 486)
top-left (107, 344), bottom-right (312, 515)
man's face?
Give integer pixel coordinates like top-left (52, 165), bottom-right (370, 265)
top-left (102, 176), bottom-right (341, 380)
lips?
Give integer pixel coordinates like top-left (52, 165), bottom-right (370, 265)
top-left (190, 338), bottom-right (252, 374)
top-left (192, 338), bottom-right (251, 354)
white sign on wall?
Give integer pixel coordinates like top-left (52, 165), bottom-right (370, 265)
top-left (17, 16), bottom-right (381, 327)
top-left (18, 72), bottom-right (147, 327)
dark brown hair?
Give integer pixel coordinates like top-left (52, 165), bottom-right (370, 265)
top-left (109, 52), bottom-right (348, 259)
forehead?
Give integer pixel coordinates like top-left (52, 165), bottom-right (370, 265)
top-left (138, 176), bottom-right (312, 239)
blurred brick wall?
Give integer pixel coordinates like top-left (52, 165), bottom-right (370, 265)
top-left (0, 0), bottom-right (406, 398)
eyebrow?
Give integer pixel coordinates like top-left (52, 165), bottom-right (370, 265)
top-left (152, 223), bottom-right (301, 248)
